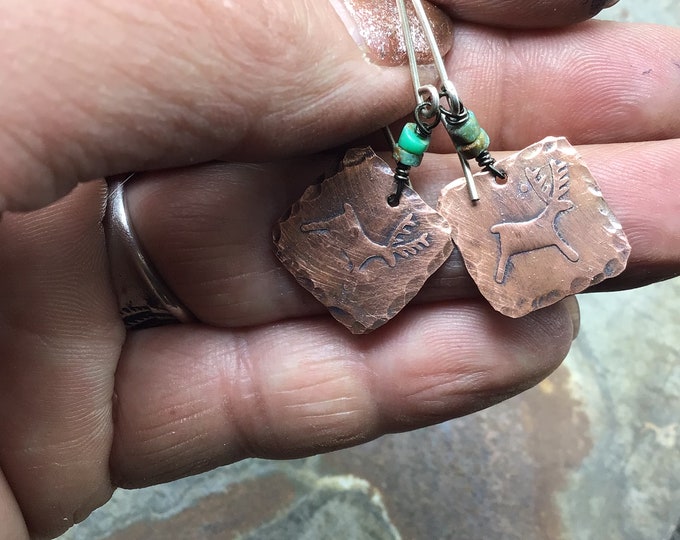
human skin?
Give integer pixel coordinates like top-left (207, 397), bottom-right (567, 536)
top-left (0, 0), bottom-right (678, 537)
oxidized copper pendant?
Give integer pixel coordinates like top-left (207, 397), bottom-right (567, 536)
top-left (274, 147), bottom-right (453, 334)
top-left (438, 137), bottom-right (631, 318)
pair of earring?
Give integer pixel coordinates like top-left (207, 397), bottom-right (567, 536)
top-left (274, 0), bottom-right (631, 334)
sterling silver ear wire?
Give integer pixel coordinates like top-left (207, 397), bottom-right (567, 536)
top-left (390, 0), bottom-right (506, 202)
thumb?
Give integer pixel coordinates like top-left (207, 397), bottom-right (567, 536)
top-left (0, 0), bottom-right (451, 213)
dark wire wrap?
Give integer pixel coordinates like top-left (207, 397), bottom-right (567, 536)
top-left (388, 163), bottom-right (412, 207)
top-left (440, 103), bottom-right (506, 180)
top-left (414, 101), bottom-right (440, 136)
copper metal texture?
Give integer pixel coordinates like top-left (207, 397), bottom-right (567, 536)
top-left (438, 137), bottom-right (631, 318)
top-left (274, 147), bottom-right (453, 334)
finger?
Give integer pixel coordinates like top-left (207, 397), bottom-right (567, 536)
top-left (110, 299), bottom-right (576, 487)
top-left (125, 157), bottom-right (467, 327)
top-left (578, 141), bottom-right (680, 290)
top-left (432, 0), bottom-right (621, 28)
top-left (431, 21), bottom-right (680, 151)
top-left (0, 0), bottom-right (451, 213)
top-left (0, 469), bottom-right (27, 540)
top-left (0, 183), bottom-right (123, 537)
top-left (3, 3), bottom-right (679, 215)
top-left (126, 139), bottom-right (680, 328)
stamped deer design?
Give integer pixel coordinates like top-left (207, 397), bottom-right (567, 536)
top-left (490, 159), bottom-right (580, 284)
top-left (301, 203), bottom-right (430, 272)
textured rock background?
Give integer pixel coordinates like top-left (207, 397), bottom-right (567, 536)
top-left (62, 2), bottom-right (680, 539)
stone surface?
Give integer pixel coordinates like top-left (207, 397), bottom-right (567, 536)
top-left (62, 279), bottom-right (680, 540)
top-left (600, 0), bottom-right (678, 23)
top-left (438, 137), bottom-right (630, 318)
top-left (274, 147), bottom-right (453, 334)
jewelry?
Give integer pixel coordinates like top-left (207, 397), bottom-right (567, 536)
top-left (384, 0), bottom-right (630, 320)
top-left (426, 5), bottom-right (630, 317)
top-left (276, 0), bottom-right (631, 331)
top-left (274, 0), bottom-right (454, 334)
top-left (438, 138), bottom-right (631, 317)
top-left (104, 174), bottom-right (195, 329)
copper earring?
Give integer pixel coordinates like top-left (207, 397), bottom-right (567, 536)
top-left (273, 0), bottom-right (453, 334)
top-left (437, 137), bottom-right (631, 317)
top-left (274, 0), bottom-right (631, 333)
top-left (395, 1), bottom-right (631, 319)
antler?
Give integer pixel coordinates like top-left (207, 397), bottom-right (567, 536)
top-left (549, 159), bottom-right (570, 201)
top-left (386, 212), bottom-right (415, 246)
top-left (525, 166), bottom-right (551, 205)
top-left (526, 159), bottom-right (572, 206)
top-left (388, 212), bottom-right (430, 259)
top-left (392, 233), bottom-right (430, 258)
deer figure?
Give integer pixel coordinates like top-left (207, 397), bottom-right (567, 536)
top-left (490, 159), bottom-right (579, 284)
top-left (301, 203), bottom-right (430, 272)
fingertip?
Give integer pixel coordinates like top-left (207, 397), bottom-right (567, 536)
top-left (433, 0), bottom-right (623, 28)
top-left (0, 469), bottom-right (29, 540)
top-left (562, 295), bottom-right (581, 340)
top-left (593, 0), bottom-right (622, 15)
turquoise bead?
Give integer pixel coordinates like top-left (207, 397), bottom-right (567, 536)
top-left (393, 147), bottom-right (423, 167)
top-left (450, 110), bottom-right (482, 144)
top-left (397, 123), bottom-right (430, 156)
top-left (459, 129), bottom-right (491, 160)
top-left (444, 110), bottom-right (490, 159)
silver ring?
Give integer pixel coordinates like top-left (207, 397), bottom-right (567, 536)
top-left (104, 173), bottom-right (195, 329)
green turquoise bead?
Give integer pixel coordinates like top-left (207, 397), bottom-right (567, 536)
top-left (397, 123), bottom-right (430, 156)
top-left (450, 110), bottom-right (482, 144)
top-left (459, 129), bottom-right (490, 160)
top-left (393, 147), bottom-right (423, 167)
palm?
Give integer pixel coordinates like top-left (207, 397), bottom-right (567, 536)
top-left (0, 1), bottom-right (678, 538)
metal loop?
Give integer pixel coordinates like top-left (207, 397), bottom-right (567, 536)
top-left (441, 79), bottom-right (463, 116)
top-left (417, 85), bottom-right (441, 118)
top-left (415, 102), bottom-right (441, 134)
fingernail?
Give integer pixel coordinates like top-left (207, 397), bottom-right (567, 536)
top-left (562, 296), bottom-right (581, 341)
top-left (591, 0), bottom-right (621, 15)
top-left (329, 0), bottom-right (453, 66)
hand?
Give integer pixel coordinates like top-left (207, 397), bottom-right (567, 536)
top-left (0, 0), bottom-right (678, 537)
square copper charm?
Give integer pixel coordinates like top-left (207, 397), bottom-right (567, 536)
top-left (438, 137), bottom-right (631, 318)
top-left (274, 147), bottom-right (453, 334)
